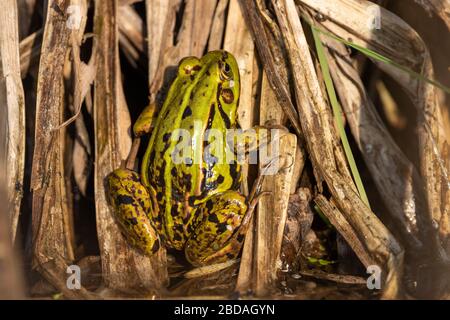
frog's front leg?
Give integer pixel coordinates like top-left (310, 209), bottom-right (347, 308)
top-left (185, 191), bottom-right (249, 266)
top-left (230, 125), bottom-right (269, 156)
top-left (230, 124), bottom-right (288, 156)
top-left (107, 168), bottom-right (161, 255)
top-left (133, 101), bottom-right (158, 137)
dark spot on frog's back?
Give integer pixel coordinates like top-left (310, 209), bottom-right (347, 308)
top-left (182, 106), bottom-right (192, 119)
top-left (171, 205), bottom-right (179, 217)
top-left (217, 222), bottom-right (229, 233)
top-left (229, 161), bottom-right (240, 181)
top-left (217, 103), bottom-right (231, 128)
top-left (205, 199), bottom-right (214, 211)
top-left (188, 195), bottom-right (196, 206)
top-left (156, 162), bottom-right (166, 185)
top-left (182, 173), bottom-right (192, 190)
top-left (163, 132), bottom-right (171, 142)
top-left (149, 150), bottom-right (156, 162)
top-left (173, 224), bottom-right (184, 238)
top-left (173, 233), bottom-right (183, 242)
top-left (206, 104), bottom-right (216, 130)
top-left (208, 214), bottom-right (220, 224)
top-left (217, 174), bottom-right (225, 184)
top-left (128, 173), bottom-right (140, 183)
top-left (117, 194), bottom-right (134, 205)
top-left (128, 217), bottom-right (138, 226)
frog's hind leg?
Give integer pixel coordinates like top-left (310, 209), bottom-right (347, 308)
top-left (185, 163), bottom-right (271, 267)
top-left (107, 168), bottom-right (161, 256)
top-left (185, 191), bottom-right (250, 266)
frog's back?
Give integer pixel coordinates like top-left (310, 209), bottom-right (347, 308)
top-left (142, 50), bottom-right (241, 248)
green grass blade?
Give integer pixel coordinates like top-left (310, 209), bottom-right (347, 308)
top-left (311, 26), bottom-right (371, 209)
top-left (302, 16), bottom-right (450, 95)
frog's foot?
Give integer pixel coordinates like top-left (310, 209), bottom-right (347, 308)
top-left (231, 123), bottom-right (289, 157)
top-left (107, 168), bottom-right (161, 256)
top-left (263, 119), bottom-right (290, 133)
top-left (184, 191), bottom-right (248, 266)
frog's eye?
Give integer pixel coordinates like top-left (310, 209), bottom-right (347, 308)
top-left (220, 62), bottom-right (232, 80)
top-left (224, 63), bottom-right (231, 73)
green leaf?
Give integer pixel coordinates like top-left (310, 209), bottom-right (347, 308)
top-left (311, 25), bottom-right (371, 208)
top-left (52, 292), bottom-right (63, 300)
top-left (303, 16), bottom-right (450, 95)
top-left (313, 204), bottom-right (333, 229)
top-left (307, 257), bottom-right (336, 266)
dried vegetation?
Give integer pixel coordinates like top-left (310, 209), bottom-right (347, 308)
top-left (0, 0), bottom-right (449, 299)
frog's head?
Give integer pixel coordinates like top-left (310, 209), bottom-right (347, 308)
top-left (205, 50), bottom-right (239, 106)
top-left (178, 50), bottom-right (240, 112)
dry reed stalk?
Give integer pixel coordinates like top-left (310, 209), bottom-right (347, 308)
top-left (0, 183), bottom-right (25, 299)
top-left (254, 74), bottom-right (297, 296)
top-left (1, 0), bottom-right (26, 244)
top-left (208, 0), bottom-right (229, 51)
top-left (93, 0), bottom-right (167, 295)
top-left (19, 29), bottom-right (43, 79)
top-left (314, 195), bottom-right (374, 268)
top-left (270, 0), bottom-right (404, 298)
top-left (241, 0), bottom-right (302, 138)
top-left (223, 0), bottom-right (257, 293)
top-left (324, 38), bottom-right (427, 249)
top-left (146, 0), bottom-right (171, 88)
top-left (224, 0), bottom-right (257, 196)
top-left (147, 0), bottom-right (217, 101)
top-left (118, 5), bottom-right (146, 69)
top-left (298, 0), bottom-right (450, 262)
top-left (0, 0), bottom-right (26, 298)
top-left (238, 0), bottom-right (309, 296)
top-left (30, 0), bottom-right (95, 299)
top-left (414, 0), bottom-right (450, 30)
top-left (8, 0), bottom-right (447, 299)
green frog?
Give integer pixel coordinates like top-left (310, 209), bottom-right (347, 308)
top-left (107, 50), bottom-right (267, 267)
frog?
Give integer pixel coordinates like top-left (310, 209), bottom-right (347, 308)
top-left (107, 50), bottom-right (269, 267)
